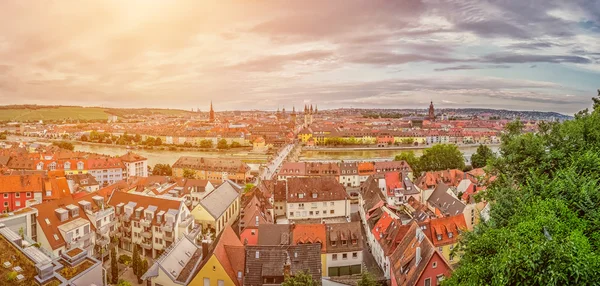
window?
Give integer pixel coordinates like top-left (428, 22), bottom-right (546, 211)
top-left (15, 201), bottom-right (20, 207)
top-left (432, 262), bottom-right (437, 268)
top-left (15, 193), bottom-right (20, 198)
top-left (437, 234), bottom-right (442, 241)
top-left (352, 252), bottom-right (358, 259)
top-left (448, 232), bottom-right (453, 238)
top-left (436, 275), bottom-right (445, 284)
top-left (330, 210), bottom-right (334, 214)
top-left (332, 254), bottom-right (338, 260)
top-left (330, 202), bottom-right (334, 206)
top-left (438, 247), bottom-right (443, 252)
top-left (424, 278), bottom-right (431, 286)
top-left (323, 202), bottom-right (327, 207)
top-left (289, 212), bottom-right (294, 217)
top-left (342, 253), bottom-right (347, 260)
top-left (450, 254), bottom-right (454, 262)
top-left (26, 192), bottom-right (31, 198)
top-left (251, 230), bottom-right (256, 236)
top-left (255, 251), bottom-right (260, 259)
top-left (3, 194), bottom-right (7, 198)
top-left (203, 278), bottom-right (210, 286)
top-left (309, 211), bottom-right (313, 216)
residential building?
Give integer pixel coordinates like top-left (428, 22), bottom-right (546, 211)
top-left (339, 162), bottom-right (359, 187)
top-left (120, 152), bottom-right (148, 178)
top-left (239, 190), bottom-right (274, 246)
top-left (383, 171), bottom-right (420, 206)
top-left (0, 174), bottom-right (44, 212)
top-left (0, 207), bottom-right (38, 241)
top-left (0, 225), bottom-right (104, 286)
top-left (109, 191), bottom-right (196, 258)
top-left (87, 157), bottom-right (125, 186)
top-left (425, 214), bottom-right (467, 265)
top-left (244, 243), bottom-right (322, 285)
top-left (142, 236), bottom-right (204, 286)
top-left (389, 222), bottom-right (452, 286)
top-left (285, 177), bottom-right (350, 221)
top-left (172, 156), bottom-right (251, 184)
top-left (191, 181), bottom-right (241, 236)
top-left (291, 224), bottom-right (327, 275)
top-left (190, 226), bottom-right (245, 286)
top-left (325, 222), bottom-right (364, 277)
top-left (66, 173), bottom-right (100, 193)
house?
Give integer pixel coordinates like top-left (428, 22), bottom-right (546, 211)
top-left (191, 181), bottom-right (241, 236)
top-left (285, 177), bottom-right (350, 221)
top-left (383, 171), bottom-right (420, 206)
top-left (277, 162), bottom-right (307, 180)
top-left (109, 191), bottom-right (195, 258)
top-left (244, 243), bottom-right (322, 285)
top-left (389, 222), bottom-right (452, 286)
top-left (0, 207), bottom-right (39, 241)
top-left (425, 214), bottom-right (467, 265)
top-left (239, 191), bottom-right (274, 246)
top-left (426, 183), bottom-right (481, 230)
top-left (291, 224), bottom-right (327, 275)
top-left (0, 174), bottom-right (44, 212)
top-left (0, 224), bottom-right (105, 286)
top-left (357, 162), bottom-right (375, 182)
top-left (66, 173), bottom-right (100, 193)
top-left (120, 152), bottom-right (148, 178)
top-left (190, 226), bottom-right (245, 286)
top-left (172, 156), bottom-right (251, 184)
top-left (339, 162), bottom-right (359, 187)
top-left (141, 236), bottom-right (204, 285)
top-left (325, 222), bottom-right (364, 277)
top-left (374, 161), bottom-right (412, 176)
top-left (86, 157), bottom-right (125, 186)
top-left (257, 224), bottom-right (292, 246)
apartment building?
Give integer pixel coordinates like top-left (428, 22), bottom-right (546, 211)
top-left (339, 162), bottom-right (360, 187)
top-left (120, 152), bottom-right (148, 178)
top-left (325, 222), bottom-right (364, 277)
top-left (0, 174), bottom-right (44, 212)
top-left (172, 156), bottom-right (251, 184)
top-left (109, 191), bottom-right (196, 258)
top-left (0, 207), bottom-right (38, 241)
top-left (285, 177), bottom-right (350, 221)
top-left (87, 157), bottom-right (125, 186)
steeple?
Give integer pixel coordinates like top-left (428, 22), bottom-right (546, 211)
top-left (428, 101), bottom-right (435, 121)
top-left (310, 104), bottom-right (313, 114)
top-left (315, 105), bottom-right (318, 114)
top-left (209, 101), bottom-right (215, 122)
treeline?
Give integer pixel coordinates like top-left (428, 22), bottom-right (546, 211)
top-left (323, 137), bottom-right (375, 146)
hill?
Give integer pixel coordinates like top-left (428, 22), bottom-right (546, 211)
top-left (0, 105), bottom-right (194, 122)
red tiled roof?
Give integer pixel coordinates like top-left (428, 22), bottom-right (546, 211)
top-left (292, 224), bottom-right (327, 253)
top-left (119, 152), bottom-right (147, 163)
top-left (0, 174), bottom-right (44, 193)
top-left (212, 226), bottom-right (244, 286)
top-left (427, 214), bottom-right (467, 247)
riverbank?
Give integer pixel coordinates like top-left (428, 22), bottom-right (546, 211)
top-left (306, 143), bottom-right (501, 152)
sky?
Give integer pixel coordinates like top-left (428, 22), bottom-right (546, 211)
top-left (0, 0), bottom-right (599, 115)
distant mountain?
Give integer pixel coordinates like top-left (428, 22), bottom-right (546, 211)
top-left (0, 105), bottom-right (194, 122)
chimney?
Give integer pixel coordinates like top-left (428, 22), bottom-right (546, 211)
top-left (416, 247), bottom-right (422, 265)
top-left (283, 252), bottom-right (292, 278)
top-left (201, 242), bottom-right (209, 258)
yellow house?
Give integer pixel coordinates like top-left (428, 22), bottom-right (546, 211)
top-left (191, 181), bottom-right (240, 236)
top-left (430, 214), bottom-right (467, 265)
top-left (190, 226), bottom-right (245, 286)
top-left (298, 128), bottom-right (313, 143)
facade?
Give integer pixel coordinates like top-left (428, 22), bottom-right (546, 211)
top-left (120, 152), bottom-right (148, 178)
top-left (109, 191), bottom-right (196, 258)
top-left (191, 181), bottom-right (241, 236)
top-left (426, 214), bottom-right (467, 265)
top-left (66, 173), bottom-right (100, 193)
top-left (244, 244), bottom-right (322, 286)
top-left (0, 174), bottom-right (44, 212)
top-left (190, 226), bottom-right (245, 286)
top-left (172, 156), bottom-right (251, 184)
top-left (86, 157), bottom-right (125, 186)
top-left (285, 177), bottom-right (350, 221)
top-left (142, 236), bottom-right (204, 285)
top-left (324, 222), bottom-right (364, 277)
top-left (0, 207), bottom-right (38, 241)
top-left (239, 191), bottom-right (274, 246)
top-left (339, 162), bottom-right (360, 187)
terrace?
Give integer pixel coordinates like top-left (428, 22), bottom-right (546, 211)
top-left (0, 236), bottom-right (37, 285)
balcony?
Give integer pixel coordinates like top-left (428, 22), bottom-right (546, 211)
top-left (122, 214), bottom-right (132, 222)
top-left (140, 241), bottom-right (152, 250)
top-left (179, 216), bottom-right (193, 228)
top-left (96, 237), bottom-right (109, 247)
top-left (164, 235), bottom-right (174, 242)
top-left (141, 231), bottom-right (152, 239)
top-left (161, 223), bottom-right (173, 233)
top-left (122, 236), bottom-right (131, 243)
top-left (140, 219), bottom-right (151, 228)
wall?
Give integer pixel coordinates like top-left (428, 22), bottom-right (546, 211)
top-left (324, 251), bottom-right (363, 277)
top-left (189, 255), bottom-right (235, 286)
top-left (286, 199), bottom-right (349, 220)
top-left (417, 252), bottom-right (452, 286)
top-left (70, 260), bottom-right (104, 286)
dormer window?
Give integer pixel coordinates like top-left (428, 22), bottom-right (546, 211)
top-left (351, 239), bottom-right (357, 245)
top-left (312, 193), bottom-right (317, 199)
top-left (64, 162), bottom-right (71, 170)
top-left (342, 240), bottom-right (347, 246)
top-left (448, 232), bottom-right (453, 238)
top-left (437, 234), bottom-right (442, 241)
top-left (331, 241), bottom-right (336, 246)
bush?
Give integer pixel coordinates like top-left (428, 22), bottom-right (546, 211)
top-left (5, 271), bottom-right (17, 282)
top-left (118, 254), bottom-right (132, 266)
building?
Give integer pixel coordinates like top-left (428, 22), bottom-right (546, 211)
top-left (291, 224), bottom-right (327, 275)
top-left (120, 152), bottom-right (148, 178)
top-left (324, 222), bottom-right (364, 277)
top-left (0, 174), bottom-right (44, 212)
top-left (425, 214), bottom-right (467, 265)
top-left (66, 173), bottom-right (100, 193)
top-left (108, 114), bottom-right (118, 122)
top-left (382, 171), bottom-right (420, 206)
top-left (172, 156), bottom-right (251, 184)
top-left (86, 157), bottom-right (125, 186)
top-left (0, 207), bottom-right (38, 241)
top-left (339, 162), bottom-right (359, 187)
top-left (389, 222), bottom-right (452, 286)
top-left (428, 101), bottom-right (436, 121)
top-left (285, 177), bottom-right (350, 221)
top-left (209, 101), bottom-right (216, 122)
top-left (191, 181), bottom-right (241, 236)
top-left (109, 191), bottom-right (196, 258)
top-left (190, 226), bottom-right (245, 286)
top-left (0, 225), bottom-right (105, 286)
top-left (239, 190), bottom-right (274, 246)
top-left (141, 236), bottom-right (204, 286)
top-left (244, 243), bottom-right (322, 285)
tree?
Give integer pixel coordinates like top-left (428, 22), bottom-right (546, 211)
top-left (144, 137), bottom-right (156, 146)
top-left (138, 259), bottom-right (149, 283)
top-left (357, 271), bottom-right (379, 286)
top-left (199, 139), bottom-right (213, 148)
top-left (593, 89), bottom-right (600, 111)
top-left (132, 245), bottom-right (139, 276)
top-left (154, 137), bottom-right (162, 146)
top-left (117, 279), bottom-right (132, 286)
top-left (394, 151), bottom-right (420, 173)
top-left (52, 141), bottom-right (75, 151)
top-left (231, 141), bottom-right (242, 148)
top-left (0, 132), bottom-right (7, 140)
top-left (418, 144), bottom-right (465, 172)
top-left (111, 247), bottom-right (118, 284)
top-left (244, 183), bottom-right (255, 193)
top-left (217, 139), bottom-right (229, 149)
top-left (470, 144), bottom-right (495, 168)
top-left (134, 134), bottom-right (142, 143)
top-left (282, 271), bottom-right (317, 286)
top-left (152, 164), bottom-right (173, 176)
top-left (183, 168), bottom-right (196, 179)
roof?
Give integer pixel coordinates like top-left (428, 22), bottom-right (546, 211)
top-left (142, 236), bottom-right (202, 284)
top-left (325, 222), bottom-right (363, 254)
top-left (374, 160), bottom-right (412, 173)
top-left (244, 244), bottom-right (322, 285)
top-left (0, 174), bottom-right (44, 193)
top-left (66, 173), bottom-right (99, 187)
top-left (240, 195), bottom-right (273, 230)
top-left (211, 226), bottom-right (244, 286)
top-left (86, 157), bottom-right (124, 170)
top-left (108, 191), bottom-right (183, 225)
top-left (172, 156), bottom-right (250, 173)
top-left (278, 162), bottom-right (307, 177)
top-left (291, 224), bottom-right (327, 252)
top-left (257, 224), bottom-right (291, 245)
top-left (427, 183), bottom-right (466, 217)
top-left (286, 177), bottom-right (348, 203)
top-left (390, 221), bottom-right (450, 286)
top-left (427, 214), bottom-right (467, 247)
top-left (119, 152), bottom-right (147, 163)
top-left (415, 169), bottom-right (476, 190)
top-left (198, 181), bottom-right (240, 219)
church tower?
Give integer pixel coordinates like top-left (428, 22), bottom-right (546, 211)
top-left (304, 105), bottom-right (309, 128)
top-left (290, 106), bottom-right (297, 125)
top-left (428, 101), bottom-right (435, 121)
top-left (209, 101), bottom-right (215, 122)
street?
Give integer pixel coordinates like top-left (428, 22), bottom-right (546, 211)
top-left (259, 143), bottom-right (296, 181)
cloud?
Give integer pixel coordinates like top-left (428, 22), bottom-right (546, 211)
top-left (434, 65), bottom-right (511, 71)
top-left (482, 53), bottom-right (592, 64)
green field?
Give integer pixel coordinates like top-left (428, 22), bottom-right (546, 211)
top-left (0, 106), bottom-right (193, 122)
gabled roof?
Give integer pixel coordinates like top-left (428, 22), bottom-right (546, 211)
top-left (325, 222), bottom-right (363, 254)
top-left (198, 181), bottom-right (240, 219)
top-left (0, 174), bottom-right (44, 193)
top-left (427, 183), bottom-right (466, 217)
top-left (286, 177), bottom-right (348, 203)
top-left (257, 224), bottom-right (291, 246)
top-left (291, 224), bottom-right (326, 252)
top-left (142, 236), bottom-right (202, 285)
top-left (119, 152), bottom-right (147, 163)
top-left (212, 226), bottom-right (244, 286)
top-left (244, 244), bottom-right (322, 285)
top-left (427, 214), bottom-right (467, 247)
top-left (240, 195), bottom-right (274, 229)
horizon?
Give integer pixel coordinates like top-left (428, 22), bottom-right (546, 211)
top-left (0, 1), bottom-right (598, 113)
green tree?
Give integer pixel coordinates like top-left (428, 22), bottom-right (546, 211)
top-left (418, 144), bottom-right (465, 172)
top-left (132, 245), bottom-right (139, 276)
top-left (144, 137), bottom-right (156, 146)
top-left (199, 139), bottom-right (213, 148)
top-left (217, 139), bottom-right (229, 149)
top-left (138, 259), bottom-right (148, 283)
top-left (282, 271), bottom-right (317, 286)
top-left (394, 151), bottom-right (420, 173)
top-left (182, 168), bottom-right (196, 179)
top-left (52, 141), bottom-right (75, 151)
top-left (244, 183), bottom-right (255, 193)
top-left (117, 279), bottom-right (132, 286)
top-left (154, 137), bottom-right (162, 146)
top-left (357, 271), bottom-right (379, 286)
top-left (470, 144), bottom-right (495, 168)
top-left (152, 164), bottom-right (173, 176)
top-left (231, 141), bottom-right (242, 148)
top-left (134, 134), bottom-right (142, 143)
top-left (111, 247), bottom-right (118, 284)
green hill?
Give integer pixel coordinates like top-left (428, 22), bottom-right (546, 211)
top-left (0, 105), bottom-right (193, 122)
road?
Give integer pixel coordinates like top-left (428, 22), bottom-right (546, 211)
top-left (259, 143), bottom-right (296, 181)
